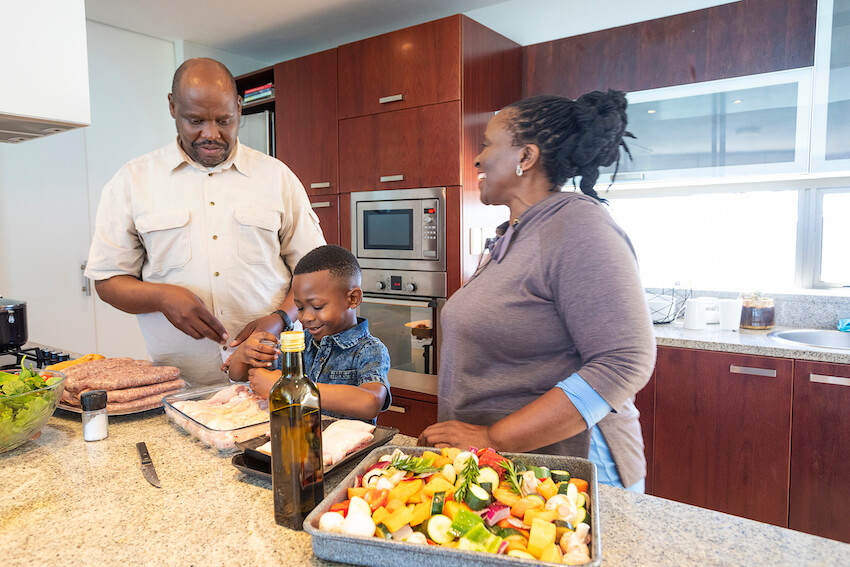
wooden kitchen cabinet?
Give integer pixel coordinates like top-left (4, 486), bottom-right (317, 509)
top-left (274, 49), bottom-right (338, 195)
top-left (633, 366), bottom-right (655, 495)
top-left (376, 387), bottom-right (438, 438)
top-left (788, 361), bottom-right (850, 543)
top-left (309, 194), bottom-right (339, 246)
top-left (337, 16), bottom-right (461, 119)
top-left (653, 346), bottom-right (793, 527)
top-left (339, 101), bottom-right (461, 192)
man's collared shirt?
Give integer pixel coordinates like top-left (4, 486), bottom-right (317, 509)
top-left (302, 318), bottom-right (391, 421)
top-left (85, 139), bottom-right (326, 386)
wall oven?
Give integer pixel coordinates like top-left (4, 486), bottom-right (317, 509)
top-left (351, 188), bottom-right (447, 396)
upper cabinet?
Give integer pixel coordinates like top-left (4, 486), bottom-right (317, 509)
top-left (597, 68), bottom-right (813, 185)
top-left (275, 49), bottom-right (339, 195)
top-left (1, 0), bottom-right (90, 143)
top-left (811, 0), bottom-right (850, 172)
top-left (337, 17), bottom-right (461, 119)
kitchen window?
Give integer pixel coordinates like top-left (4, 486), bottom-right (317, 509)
top-left (606, 186), bottom-right (850, 291)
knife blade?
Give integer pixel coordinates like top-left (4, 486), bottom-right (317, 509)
top-left (136, 442), bottom-right (161, 488)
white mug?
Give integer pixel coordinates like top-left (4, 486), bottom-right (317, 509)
top-left (718, 298), bottom-right (744, 331)
top-left (683, 298), bottom-right (707, 330)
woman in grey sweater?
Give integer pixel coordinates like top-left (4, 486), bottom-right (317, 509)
top-left (418, 92), bottom-right (656, 490)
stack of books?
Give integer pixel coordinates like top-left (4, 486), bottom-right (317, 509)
top-left (243, 83), bottom-right (274, 103)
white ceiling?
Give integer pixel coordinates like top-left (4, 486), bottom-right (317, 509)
top-left (84, 0), bottom-right (740, 66)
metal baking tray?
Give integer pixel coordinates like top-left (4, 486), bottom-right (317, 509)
top-left (232, 421), bottom-right (399, 479)
top-left (304, 445), bottom-right (601, 567)
top-left (162, 385), bottom-right (269, 452)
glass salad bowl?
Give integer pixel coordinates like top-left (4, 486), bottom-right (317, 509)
top-left (0, 368), bottom-right (66, 452)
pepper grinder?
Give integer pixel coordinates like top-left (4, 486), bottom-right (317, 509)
top-left (80, 390), bottom-right (108, 441)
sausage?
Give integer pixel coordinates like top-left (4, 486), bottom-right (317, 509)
top-left (84, 365), bottom-right (180, 391)
top-left (104, 378), bottom-right (186, 403)
top-left (64, 358), bottom-right (137, 393)
top-left (105, 388), bottom-right (184, 412)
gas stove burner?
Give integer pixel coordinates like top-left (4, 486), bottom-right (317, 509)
top-left (0, 346), bottom-right (71, 371)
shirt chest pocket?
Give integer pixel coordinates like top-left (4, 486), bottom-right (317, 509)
top-left (136, 209), bottom-right (191, 275)
top-left (235, 208), bottom-right (282, 265)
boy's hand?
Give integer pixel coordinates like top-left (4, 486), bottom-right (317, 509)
top-left (248, 367), bottom-right (281, 399)
top-left (231, 331), bottom-right (279, 367)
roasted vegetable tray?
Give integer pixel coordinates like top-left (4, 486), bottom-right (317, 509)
top-left (304, 445), bottom-right (601, 567)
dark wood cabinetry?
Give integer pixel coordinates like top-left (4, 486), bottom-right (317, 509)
top-left (789, 361), bottom-right (850, 544)
top-left (339, 101), bottom-right (461, 192)
top-left (309, 194), bottom-right (340, 246)
top-left (633, 367), bottom-right (655, 495)
top-left (274, 49), bottom-right (338, 196)
top-left (376, 387), bottom-right (438, 438)
top-left (337, 17), bottom-right (461, 119)
top-left (653, 346), bottom-right (793, 527)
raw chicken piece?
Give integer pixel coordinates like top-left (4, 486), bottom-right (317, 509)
top-left (254, 419), bottom-right (376, 467)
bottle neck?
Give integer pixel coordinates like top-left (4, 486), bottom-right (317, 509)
top-left (280, 349), bottom-right (305, 377)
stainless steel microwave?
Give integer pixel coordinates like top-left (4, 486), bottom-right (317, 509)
top-left (351, 187), bottom-right (446, 272)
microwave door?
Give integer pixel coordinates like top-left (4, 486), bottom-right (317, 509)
top-left (356, 200), bottom-right (423, 260)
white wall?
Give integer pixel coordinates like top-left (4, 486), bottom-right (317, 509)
top-left (176, 40), bottom-right (271, 76)
top-left (0, 21), bottom-right (175, 358)
top-left (466, 0), bottom-right (741, 46)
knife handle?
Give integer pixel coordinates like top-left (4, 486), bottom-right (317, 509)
top-left (136, 442), bottom-right (153, 466)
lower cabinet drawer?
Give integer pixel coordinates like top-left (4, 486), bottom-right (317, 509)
top-left (376, 394), bottom-right (437, 438)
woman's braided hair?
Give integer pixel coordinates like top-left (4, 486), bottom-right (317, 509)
top-left (505, 90), bottom-right (633, 202)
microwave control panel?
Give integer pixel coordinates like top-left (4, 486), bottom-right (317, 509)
top-left (422, 200), bottom-right (439, 258)
top-left (362, 269), bottom-right (447, 299)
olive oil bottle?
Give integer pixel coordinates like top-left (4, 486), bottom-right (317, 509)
top-left (269, 330), bottom-right (324, 529)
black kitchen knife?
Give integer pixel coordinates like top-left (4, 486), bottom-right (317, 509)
top-left (136, 442), bottom-right (161, 488)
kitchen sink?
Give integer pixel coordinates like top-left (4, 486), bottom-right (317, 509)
top-left (768, 329), bottom-right (850, 350)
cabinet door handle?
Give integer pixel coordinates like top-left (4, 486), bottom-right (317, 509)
top-left (810, 373), bottom-right (850, 387)
top-left (729, 365), bottom-right (776, 377)
top-left (310, 182), bottom-right (331, 189)
top-left (380, 174), bottom-right (404, 183)
top-left (387, 405), bottom-right (407, 414)
top-left (378, 94), bottom-right (404, 104)
top-left (80, 262), bottom-right (91, 297)
top-left (311, 201), bottom-right (331, 209)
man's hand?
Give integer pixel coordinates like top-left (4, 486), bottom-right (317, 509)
top-left (229, 314), bottom-right (284, 348)
top-left (418, 420), bottom-right (495, 450)
top-left (158, 285), bottom-right (228, 344)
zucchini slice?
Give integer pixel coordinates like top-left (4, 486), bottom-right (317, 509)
top-left (477, 466), bottom-right (500, 490)
top-left (550, 469), bottom-right (571, 483)
top-left (426, 514), bottom-right (455, 544)
top-left (464, 483), bottom-right (492, 511)
top-left (431, 491), bottom-right (446, 516)
top-left (375, 523), bottom-right (393, 539)
top-left (530, 465), bottom-right (551, 479)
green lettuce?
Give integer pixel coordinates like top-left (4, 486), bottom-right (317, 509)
top-left (0, 358), bottom-right (62, 449)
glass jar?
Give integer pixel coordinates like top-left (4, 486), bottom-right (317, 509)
top-left (80, 390), bottom-right (108, 441)
top-left (740, 296), bottom-right (775, 330)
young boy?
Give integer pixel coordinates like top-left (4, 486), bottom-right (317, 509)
top-left (224, 245), bottom-right (391, 422)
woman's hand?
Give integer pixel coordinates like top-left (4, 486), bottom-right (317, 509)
top-left (418, 420), bottom-right (495, 450)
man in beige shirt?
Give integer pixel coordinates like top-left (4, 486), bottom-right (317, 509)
top-left (86, 58), bottom-right (325, 386)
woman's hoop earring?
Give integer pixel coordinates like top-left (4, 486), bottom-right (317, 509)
top-left (516, 164), bottom-right (523, 177)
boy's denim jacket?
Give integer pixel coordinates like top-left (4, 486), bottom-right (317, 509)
top-left (301, 318), bottom-right (391, 420)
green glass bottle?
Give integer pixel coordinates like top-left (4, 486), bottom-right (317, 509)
top-left (269, 330), bottom-right (324, 529)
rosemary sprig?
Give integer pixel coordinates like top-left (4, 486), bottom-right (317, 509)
top-left (454, 456), bottom-right (480, 502)
top-left (500, 458), bottom-right (522, 495)
top-left (390, 453), bottom-right (439, 475)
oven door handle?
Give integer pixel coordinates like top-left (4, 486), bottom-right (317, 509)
top-left (361, 296), bottom-right (438, 308)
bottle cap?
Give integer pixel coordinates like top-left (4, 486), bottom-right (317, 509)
top-left (280, 330), bottom-right (305, 352)
top-left (80, 390), bottom-right (107, 411)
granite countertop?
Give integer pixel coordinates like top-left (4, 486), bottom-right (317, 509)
top-left (653, 322), bottom-right (850, 364)
top-left (2, 411), bottom-right (849, 566)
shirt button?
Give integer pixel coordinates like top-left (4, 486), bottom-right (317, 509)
top-left (208, 173), bottom-right (213, 177)
top-left (214, 271), bottom-right (220, 277)
top-left (210, 201), bottom-right (215, 206)
top-left (212, 235), bottom-right (218, 240)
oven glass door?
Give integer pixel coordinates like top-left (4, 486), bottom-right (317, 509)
top-left (358, 296), bottom-right (441, 395)
top-left (356, 200), bottom-right (423, 260)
